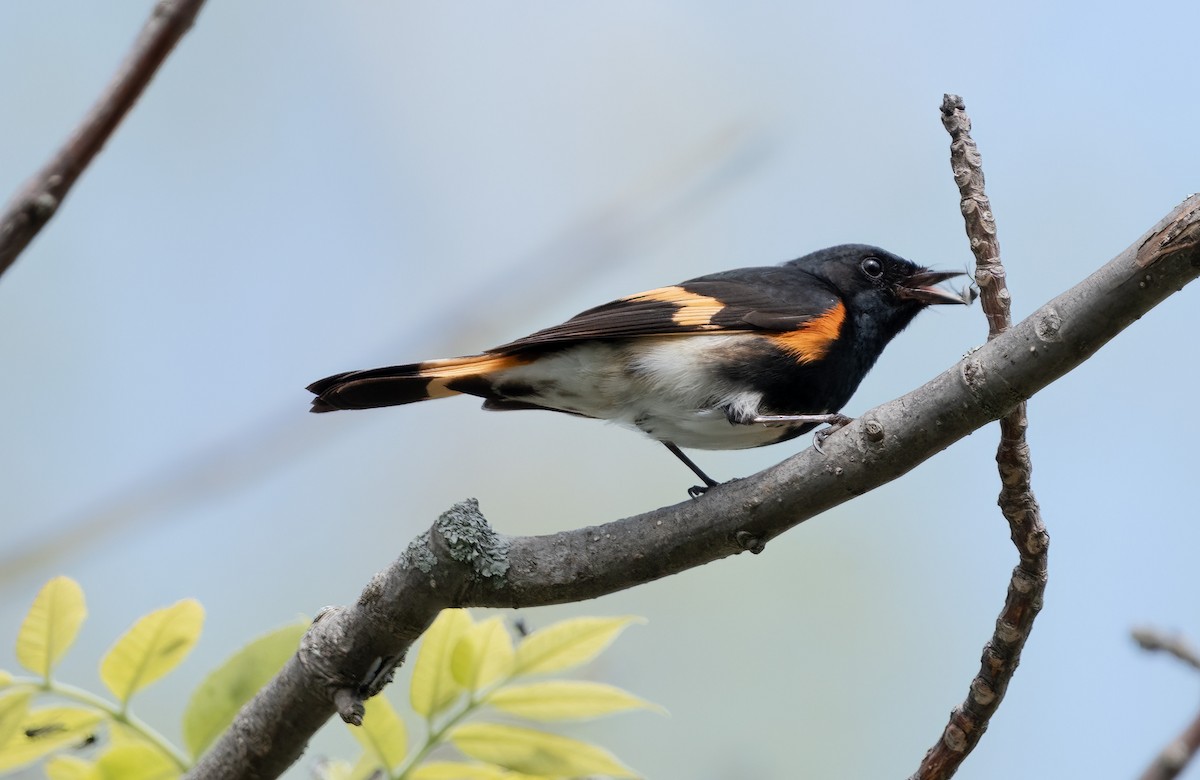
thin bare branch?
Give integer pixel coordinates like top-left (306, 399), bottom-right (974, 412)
top-left (188, 194), bottom-right (1200, 778)
top-left (1137, 624), bottom-right (1200, 667)
top-left (1133, 627), bottom-right (1200, 780)
top-left (1137, 713), bottom-right (1200, 780)
top-left (910, 93), bottom-right (1051, 780)
top-left (1133, 627), bottom-right (1200, 671)
top-left (0, 0), bottom-right (207, 276)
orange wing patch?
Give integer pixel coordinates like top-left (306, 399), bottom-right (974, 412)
top-left (418, 354), bottom-right (528, 399)
top-left (623, 286), bottom-right (726, 329)
top-left (771, 301), bottom-right (846, 363)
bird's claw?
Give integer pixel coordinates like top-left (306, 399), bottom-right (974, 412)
top-left (813, 429), bottom-right (830, 454)
top-left (812, 414), bottom-right (854, 454)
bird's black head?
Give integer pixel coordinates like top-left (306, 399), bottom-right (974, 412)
top-left (789, 244), bottom-right (967, 337)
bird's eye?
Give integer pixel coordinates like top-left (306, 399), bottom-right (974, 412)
top-left (861, 257), bottom-right (884, 278)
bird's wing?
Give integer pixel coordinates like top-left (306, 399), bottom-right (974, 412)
top-left (489, 270), bottom-right (844, 354)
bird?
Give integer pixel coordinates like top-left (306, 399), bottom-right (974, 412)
top-left (307, 244), bottom-right (967, 494)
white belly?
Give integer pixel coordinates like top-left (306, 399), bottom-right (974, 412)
top-left (486, 337), bottom-right (803, 450)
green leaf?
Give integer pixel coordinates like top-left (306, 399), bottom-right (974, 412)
top-left (450, 616), bottom-right (517, 691)
top-left (349, 695), bottom-right (407, 771)
top-left (450, 723), bottom-right (638, 778)
top-left (449, 630), bottom-right (478, 689)
top-left (181, 620), bottom-right (306, 758)
top-left (464, 617), bottom-right (514, 692)
top-left (513, 616), bottom-right (641, 677)
top-left (100, 599), bottom-right (204, 705)
top-left (44, 755), bottom-right (96, 780)
top-left (48, 727), bottom-right (180, 779)
top-left (16, 576), bottom-right (87, 677)
top-left (92, 743), bottom-right (180, 779)
top-left (0, 689), bottom-right (35, 748)
top-left (108, 719), bottom-right (155, 750)
top-left (486, 680), bottom-right (662, 721)
top-left (0, 706), bottom-right (105, 771)
top-left (410, 610), bottom-right (472, 718)
top-left (410, 760), bottom-right (545, 779)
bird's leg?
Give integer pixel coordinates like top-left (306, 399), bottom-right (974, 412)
top-left (662, 441), bottom-right (718, 498)
top-left (750, 413), bottom-right (854, 454)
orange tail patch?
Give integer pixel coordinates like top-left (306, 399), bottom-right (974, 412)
top-left (417, 354), bottom-right (529, 399)
top-left (309, 353), bottom-right (528, 411)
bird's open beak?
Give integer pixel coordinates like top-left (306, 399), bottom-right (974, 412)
top-left (897, 269), bottom-right (971, 305)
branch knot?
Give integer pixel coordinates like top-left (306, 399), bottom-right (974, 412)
top-left (432, 499), bottom-right (511, 581)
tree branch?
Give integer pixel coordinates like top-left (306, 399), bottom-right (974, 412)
top-left (187, 193), bottom-right (1200, 777)
top-left (910, 94), bottom-right (1050, 779)
top-left (1133, 627), bottom-right (1200, 672)
top-left (0, 0), bottom-right (207, 277)
top-left (1138, 715), bottom-right (1200, 780)
top-left (1134, 627), bottom-right (1200, 780)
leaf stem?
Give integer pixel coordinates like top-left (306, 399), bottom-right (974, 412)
top-left (395, 684), bottom-right (506, 780)
top-left (393, 703), bottom-right (473, 778)
top-left (25, 676), bottom-right (192, 771)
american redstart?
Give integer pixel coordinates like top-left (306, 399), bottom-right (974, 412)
top-left (308, 244), bottom-right (967, 494)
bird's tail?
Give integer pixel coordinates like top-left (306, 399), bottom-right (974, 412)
top-left (307, 353), bottom-right (527, 412)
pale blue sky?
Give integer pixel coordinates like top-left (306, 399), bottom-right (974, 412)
top-left (2, 3), bottom-right (1198, 778)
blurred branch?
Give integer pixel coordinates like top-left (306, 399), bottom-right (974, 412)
top-left (0, 124), bottom-right (770, 582)
top-left (1138, 715), bottom-right (1200, 780)
top-left (189, 195), bottom-right (1200, 778)
top-left (1134, 627), bottom-right (1200, 671)
top-left (0, 0), bottom-right (206, 276)
top-left (911, 94), bottom-right (1050, 779)
top-left (1134, 627), bottom-right (1200, 780)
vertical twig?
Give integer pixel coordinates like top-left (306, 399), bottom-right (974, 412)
top-left (0, 0), bottom-right (208, 277)
top-left (910, 94), bottom-right (1050, 780)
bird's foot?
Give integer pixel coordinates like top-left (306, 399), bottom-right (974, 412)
top-left (663, 441), bottom-right (720, 498)
top-left (812, 414), bottom-right (854, 453)
top-left (749, 412), bottom-right (853, 453)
